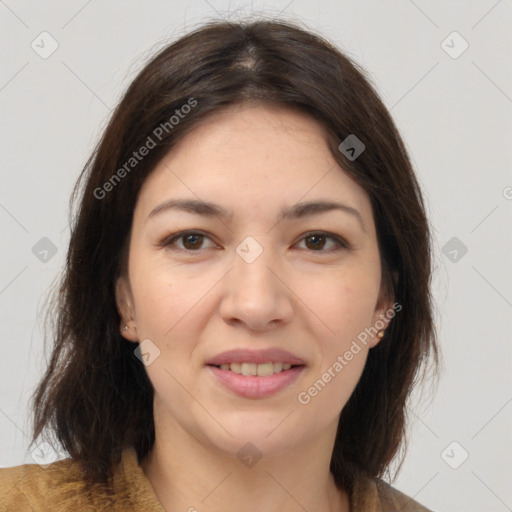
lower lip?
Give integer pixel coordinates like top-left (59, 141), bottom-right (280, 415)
top-left (207, 365), bottom-right (305, 399)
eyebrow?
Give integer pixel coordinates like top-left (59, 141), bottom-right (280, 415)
top-left (147, 198), bottom-right (366, 232)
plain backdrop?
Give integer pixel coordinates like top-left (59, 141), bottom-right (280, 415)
top-left (1, 1), bottom-right (511, 511)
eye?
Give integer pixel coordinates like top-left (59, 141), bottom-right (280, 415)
top-left (159, 231), bottom-right (216, 252)
top-left (296, 232), bottom-right (349, 253)
top-left (159, 230), bottom-right (350, 254)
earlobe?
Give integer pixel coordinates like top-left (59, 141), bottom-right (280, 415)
top-left (368, 319), bottom-right (390, 348)
top-left (115, 277), bottom-right (138, 341)
top-left (369, 295), bottom-right (394, 348)
top-left (121, 320), bottom-right (138, 341)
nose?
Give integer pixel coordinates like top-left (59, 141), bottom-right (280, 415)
top-left (219, 242), bottom-right (294, 332)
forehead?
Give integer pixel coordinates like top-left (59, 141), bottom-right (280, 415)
top-left (134, 103), bottom-right (373, 226)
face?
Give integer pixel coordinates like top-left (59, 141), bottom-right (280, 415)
top-left (117, 103), bottom-right (392, 458)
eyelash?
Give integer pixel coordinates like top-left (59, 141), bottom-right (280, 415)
top-left (158, 230), bottom-right (350, 255)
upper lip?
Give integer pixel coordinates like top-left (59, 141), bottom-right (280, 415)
top-left (206, 348), bottom-right (306, 366)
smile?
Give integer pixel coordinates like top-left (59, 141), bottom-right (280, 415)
top-left (207, 364), bottom-right (305, 399)
top-left (212, 362), bottom-right (298, 376)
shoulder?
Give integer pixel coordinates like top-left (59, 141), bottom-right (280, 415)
top-left (0, 447), bottom-right (161, 511)
top-left (351, 473), bottom-right (434, 512)
top-left (0, 456), bottom-right (88, 511)
top-left (374, 478), bottom-right (433, 511)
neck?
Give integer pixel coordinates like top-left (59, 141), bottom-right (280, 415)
top-left (141, 400), bottom-right (350, 512)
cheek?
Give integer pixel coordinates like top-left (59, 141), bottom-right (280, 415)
top-left (128, 256), bottom-right (220, 358)
top-left (308, 266), bottom-right (381, 342)
top-left (299, 279), bottom-right (375, 413)
top-left (129, 270), bottom-right (205, 395)
top-left (128, 254), bottom-right (180, 337)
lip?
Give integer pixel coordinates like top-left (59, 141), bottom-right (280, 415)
top-left (207, 365), bottom-right (305, 399)
top-left (206, 348), bottom-right (305, 366)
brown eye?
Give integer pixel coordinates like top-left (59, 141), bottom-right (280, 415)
top-left (297, 232), bottom-right (348, 253)
top-left (181, 233), bottom-right (204, 250)
top-left (160, 231), bottom-right (216, 252)
top-left (304, 234), bottom-right (327, 251)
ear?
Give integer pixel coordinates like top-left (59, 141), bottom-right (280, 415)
top-left (115, 276), bottom-right (138, 342)
top-left (368, 272), bottom-right (398, 348)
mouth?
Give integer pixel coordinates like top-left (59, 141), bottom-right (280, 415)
top-left (205, 348), bottom-right (306, 398)
top-left (206, 362), bottom-right (306, 399)
top-left (207, 362), bottom-right (304, 376)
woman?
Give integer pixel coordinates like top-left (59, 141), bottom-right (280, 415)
top-left (0, 19), bottom-right (438, 511)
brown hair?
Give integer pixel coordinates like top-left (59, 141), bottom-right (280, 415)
top-left (30, 18), bottom-right (438, 491)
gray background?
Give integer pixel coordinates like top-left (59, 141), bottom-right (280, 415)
top-left (1, 1), bottom-right (511, 511)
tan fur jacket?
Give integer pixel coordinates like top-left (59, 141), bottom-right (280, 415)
top-left (0, 447), bottom-right (432, 511)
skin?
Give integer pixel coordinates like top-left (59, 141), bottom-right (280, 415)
top-left (116, 103), bottom-right (393, 512)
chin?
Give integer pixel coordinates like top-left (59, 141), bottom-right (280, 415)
top-left (196, 414), bottom-right (308, 458)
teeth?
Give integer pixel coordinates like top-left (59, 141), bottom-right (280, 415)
top-left (217, 361), bottom-right (297, 375)
top-left (273, 362), bottom-right (283, 373)
top-left (230, 362), bottom-right (242, 373)
top-left (257, 362), bottom-right (274, 376)
top-left (241, 363), bottom-right (257, 376)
